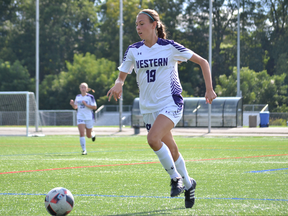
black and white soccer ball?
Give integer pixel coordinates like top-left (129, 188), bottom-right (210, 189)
top-left (44, 187), bottom-right (74, 216)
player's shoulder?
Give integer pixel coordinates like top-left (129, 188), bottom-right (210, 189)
top-left (86, 93), bottom-right (95, 98)
top-left (128, 41), bottom-right (145, 49)
top-left (157, 38), bottom-right (188, 52)
top-left (157, 38), bottom-right (175, 46)
top-left (123, 41), bottom-right (145, 61)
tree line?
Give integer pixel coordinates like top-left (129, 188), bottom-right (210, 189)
top-left (0, 0), bottom-right (287, 112)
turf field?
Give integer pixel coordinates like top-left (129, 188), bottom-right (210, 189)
top-left (0, 135), bottom-right (287, 215)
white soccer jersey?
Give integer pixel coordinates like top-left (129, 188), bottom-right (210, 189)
top-left (118, 38), bottom-right (194, 114)
top-left (74, 93), bottom-right (97, 120)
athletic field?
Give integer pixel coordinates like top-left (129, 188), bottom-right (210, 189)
top-left (0, 135), bottom-right (287, 215)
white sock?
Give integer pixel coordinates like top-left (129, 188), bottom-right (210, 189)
top-left (80, 136), bottom-right (86, 151)
top-left (91, 131), bottom-right (95, 138)
top-left (154, 142), bottom-right (181, 179)
top-left (175, 153), bottom-right (192, 189)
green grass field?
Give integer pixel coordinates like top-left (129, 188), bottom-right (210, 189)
top-left (0, 135), bottom-right (287, 215)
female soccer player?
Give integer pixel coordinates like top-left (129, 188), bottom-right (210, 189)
top-left (70, 82), bottom-right (97, 155)
top-left (107, 9), bottom-right (217, 208)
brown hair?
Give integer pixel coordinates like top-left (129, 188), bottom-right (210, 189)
top-left (138, 9), bottom-right (167, 39)
top-left (79, 82), bottom-right (95, 93)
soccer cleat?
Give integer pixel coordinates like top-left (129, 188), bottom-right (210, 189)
top-left (91, 131), bottom-right (96, 142)
top-left (184, 178), bottom-right (197, 208)
top-left (170, 177), bottom-right (184, 197)
top-left (92, 135), bottom-right (96, 142)
top-left (82, 150), bottom-right (87, 155)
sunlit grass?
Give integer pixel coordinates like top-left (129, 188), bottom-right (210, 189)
top-left (0, 136), bottom-right (287, 215)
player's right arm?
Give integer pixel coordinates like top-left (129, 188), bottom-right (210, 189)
top-left (107, 72), bottom-right (128, 102)
top-left (70, 99), bottom-right (78, 109)
top-left (107, 45), bottom-right (134, 102)
top-left (189, 53), bottom-right (217, 104)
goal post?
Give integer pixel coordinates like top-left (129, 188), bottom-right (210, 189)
top-left (0, 91), bottom-right (43, 136)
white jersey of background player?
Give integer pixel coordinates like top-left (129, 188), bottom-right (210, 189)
top-left (70, 82), bottom-right (97, 155)
top-left (107, 9), bottom-right (217, 209)
top-left (74, 93), bottom-right (97, 120)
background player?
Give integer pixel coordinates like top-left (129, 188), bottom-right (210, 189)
top-left (107, 9), bottom-right (217, 208)
top-left (70, 82), bottom-right (97, 155)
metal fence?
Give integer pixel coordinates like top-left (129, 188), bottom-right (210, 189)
top-left (39, 110), bottom-right (77, 126)
top-left (132, 97), bottom-right (243, 128)
top-left (0, 104), bottom-right (287, 127)
top-left (269, 112), bottom-right (288, 126)
top-left (243, 104), bottom-right (268, 112)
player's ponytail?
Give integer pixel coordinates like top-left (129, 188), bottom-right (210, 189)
top-left (88, 88), bottom-right (95, 93)
top-left (156, 22), bottom-right (166, 39)
top-left (139, 9), bottom-right (167, 39)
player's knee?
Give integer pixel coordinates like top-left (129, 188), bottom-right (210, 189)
top-left (147, 133), bottom-right (160, 150)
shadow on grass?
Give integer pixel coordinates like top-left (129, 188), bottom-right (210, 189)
top-left (108, 207), bottom-right (185, 216)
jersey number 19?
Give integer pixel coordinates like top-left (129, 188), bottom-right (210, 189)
top-left (146, 69), bottom-right (156, 83)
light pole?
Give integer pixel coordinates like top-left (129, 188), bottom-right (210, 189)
top-left (119, 0), bottom-right (123, 131)
top-left (237, 0), bottom-right (241, 97)
top-left (208, 0), bottom-right (213, 133)
top-left (35, 0), bottom-right (39, 132)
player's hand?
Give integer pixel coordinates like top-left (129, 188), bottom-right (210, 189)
top-left (107, 83), bottom-right (122, 102)
top-left (70, 99), bottom-right (74, 106)
top-left (205, 89), bottom-right (217, 104)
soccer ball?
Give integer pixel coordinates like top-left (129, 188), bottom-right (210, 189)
top-left (44, 187), bottom-right (74, 216)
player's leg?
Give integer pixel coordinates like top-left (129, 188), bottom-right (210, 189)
top-left (161, 131), bottom-right (179, 161)
top-left (91, 130), bottom-right (96, 141)
top-left (161, 132), bottom-right (192, 186)
top-left (85, 120), bottom-right (96, 141)
top-left (77, 122), bottom-right (87, 155)
top-left (146, 114), bottom-right (183, 197)
top-left (161, 126), bottom-right (196, 208)
top-left (86, 128), bottom-right (92, 138)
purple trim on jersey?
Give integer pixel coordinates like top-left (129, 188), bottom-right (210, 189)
top-left (123, 41), bottom-right (145, 62)
top-left (170, 69), bottom-right (183, 106)
top-left (91, 110), bottom-right (95, 120)
top-left (156, 38), bottom-right (170, 46)
top-left (86, 93), bottom-right (95, 103)
top-left (76, 93), bottom-right (94, 101)
top-left (170, 69), bottom-right (182, 95)
top-left (172, 94), bottom-right (184, 106)
top-left (87, 93), bottom-right (96, 119)
top-left (157, 38), bottom-right (189, 52)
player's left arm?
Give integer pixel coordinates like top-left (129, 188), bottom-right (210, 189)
top-left (82, 100), bottom-right (97, 110)
top-left (189, 53), bottom-right (217, 104)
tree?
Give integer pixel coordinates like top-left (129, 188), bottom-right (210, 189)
top-left (0, 0), bottom-right (100, 81)
top-left (0, 59), bottom-right (34, 91)
top-left (215, 67), bottom-right (288, 111)
top-left (151, 0), bottom-right (185, 39)
top-left (184, 0), bottom-right (237, 78)
top-left (39, 53), bottom-right (118, 109)
top-left (1, 0), bottom-right (287, 110)
top-left (38, 0), bottom-right (100, 80)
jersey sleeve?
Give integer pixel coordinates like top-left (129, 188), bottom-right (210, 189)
top-left (74, 96), bottom-right (77, 105)
top-left (91, 96), bottom-right (97, 107)
top-left (118, 46), bottom-right (134, 74)
top-left (171, 41), bottom-right (194, 62)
